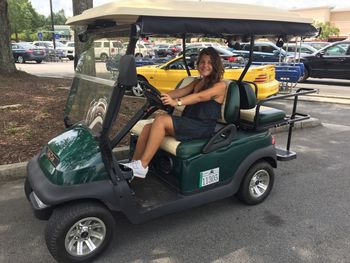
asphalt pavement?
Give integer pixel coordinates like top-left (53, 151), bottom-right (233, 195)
top-left (1, 99), bottom-right (350, 263)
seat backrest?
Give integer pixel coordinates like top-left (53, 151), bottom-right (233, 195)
top-left (238, 81), bottom-right (256, 110)
top-left (219, 81), bottom-right (240, 124)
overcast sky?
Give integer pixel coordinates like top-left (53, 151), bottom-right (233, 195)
top-left (30, 0), bottom-right (350, 17)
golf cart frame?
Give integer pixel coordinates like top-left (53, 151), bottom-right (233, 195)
top-left (25, 1), bottom-right (318, 262)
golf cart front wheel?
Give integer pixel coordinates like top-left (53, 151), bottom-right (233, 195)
top-left (237, 161), bottom-right (274, 205)
top-left (45, 202), bottom-right (114, 263)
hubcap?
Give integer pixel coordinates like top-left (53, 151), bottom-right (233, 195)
top-left (249, 169), bottom-right (270, 198)
top-left (65, 217), bottom-right (106, 257)
top-left (18, 56), bottom-right (24, 63)
top-left (132, 83), bottom-right (144, 97)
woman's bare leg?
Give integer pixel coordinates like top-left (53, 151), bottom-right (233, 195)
top-left (132, 123), bottom-right (152, 161)
top-left (140, 114), bottom-right (175, 167)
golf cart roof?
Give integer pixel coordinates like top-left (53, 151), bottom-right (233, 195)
top-left (66, 0), bottom-right (317, 37)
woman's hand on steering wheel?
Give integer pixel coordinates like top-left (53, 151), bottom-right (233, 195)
top-left (160, 94), bottom-right (177, 107)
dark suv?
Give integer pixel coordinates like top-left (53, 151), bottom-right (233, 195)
top-left (299, 41), bottom-right (350, 81)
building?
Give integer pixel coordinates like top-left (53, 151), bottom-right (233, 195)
top-left (290, 6), bottom-right (350, 41)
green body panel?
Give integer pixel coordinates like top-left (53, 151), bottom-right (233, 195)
top-left (38, 126), bottom-right (108, 185)
top-left (154, 130), bottom-right (273, 194)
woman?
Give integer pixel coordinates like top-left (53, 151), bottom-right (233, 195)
top-left (124, 47), bottom-right (227, 178)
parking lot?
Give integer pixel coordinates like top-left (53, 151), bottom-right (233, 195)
top-left (1, 99), bottom-right (350, 262)
top-left (1, 60), bottom-right (350, 262)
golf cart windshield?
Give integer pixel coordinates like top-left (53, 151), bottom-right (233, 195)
top-left (64, 35), bottom-right (126, 135)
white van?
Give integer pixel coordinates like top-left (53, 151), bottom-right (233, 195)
top-left (94, 39), bottom-right (126, 60)
top-left (135, 42), bottom-right (155, 57)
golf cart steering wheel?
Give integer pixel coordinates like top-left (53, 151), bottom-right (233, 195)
top-left (139, 81), bottom-right (174, 113)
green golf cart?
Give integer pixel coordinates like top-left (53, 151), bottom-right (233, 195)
top-left (25, 1), bottom-right (317, 262)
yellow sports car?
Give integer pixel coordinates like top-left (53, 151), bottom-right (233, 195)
top-left (135, 56), bottom-right (279, 99)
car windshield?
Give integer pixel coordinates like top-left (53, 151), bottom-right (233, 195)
top-left (64, 35), bottom-right (125, 135)
top-left (18, 42), bottom-right (37, 49)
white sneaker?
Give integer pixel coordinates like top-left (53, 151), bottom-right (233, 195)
top-left (121, 160), bottom-right (148, 179)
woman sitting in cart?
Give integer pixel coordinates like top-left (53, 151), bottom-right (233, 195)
top-left (124, 47), bottom-right (227, 178)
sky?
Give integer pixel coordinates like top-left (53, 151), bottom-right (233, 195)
top-left (30, 0), bottom-right (350, 17)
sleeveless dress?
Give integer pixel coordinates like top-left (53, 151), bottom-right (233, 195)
top-left (171, 99), bottom-right (222, 141)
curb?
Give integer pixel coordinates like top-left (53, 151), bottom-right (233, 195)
top-left (0, 118), bottom-right (321, 183)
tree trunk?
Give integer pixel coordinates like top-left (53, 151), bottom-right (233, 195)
top-left (72, 0), bottom-right (93, 68)
top-left (0, 0), bottom-right (16, 74)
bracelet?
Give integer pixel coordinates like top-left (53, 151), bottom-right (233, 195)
top-left (176, 98), bottom-right (182, 106)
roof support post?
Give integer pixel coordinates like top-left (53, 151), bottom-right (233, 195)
top-left (238, 35), bottom-right (254, 83)
top-left (182, 34), bottom-right (191, 76)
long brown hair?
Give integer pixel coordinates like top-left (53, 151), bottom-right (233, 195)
top-left (196, 47), bottom-right (224, 90)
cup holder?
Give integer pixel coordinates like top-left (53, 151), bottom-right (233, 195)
top-left (119, 164), bottom-right (133, 180)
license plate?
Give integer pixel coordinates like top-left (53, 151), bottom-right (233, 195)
top-left (199, 167), bottom-right (219, 187)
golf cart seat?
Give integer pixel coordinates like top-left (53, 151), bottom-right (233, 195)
top-left (238, 82), bottom-right (286, 130)
top-left (131, 77), bottom-right (239, 158)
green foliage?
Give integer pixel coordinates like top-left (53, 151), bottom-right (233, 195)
top-left (8, 0), bottom-right (67, 42)
top-left (314, 21), bottom-right (340, 40)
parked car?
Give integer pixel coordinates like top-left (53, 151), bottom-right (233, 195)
top-left (299, 40), bottom-right (350, 81)
top-left (62, 41), bottom-right (75, 60)
top-left (283, 43), bottom-right (318, 56)
top-left (183, 46), bottom-right (244, 63)
top-left (32, 41), bottom-right (65, 59)
top-left (229, 41), bottom-right (288, 62)
top-left (11, 42), bottom-right (47, 63)
top-left (303, 41), bottom-right (330, 50)
top-left (187, 42), bottom-right (223, 48)
top-left (153, 43), bottom-right (180, 57)
top-left (135, 56), bottom-right (279, 99)
top-left (94, 39), bottom-right (126, 60)
top-left (135, 42), bottom-right (156, 57)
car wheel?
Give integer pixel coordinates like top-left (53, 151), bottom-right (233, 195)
top-left (236, 161), bottom-right (274, 205)
top-left (135, 53), bottom-right (143, 58)
top-left (68, 56), bottom-right (74, 61)
top-left (132, 76), bottom-right (146, 97)
top-left (36, 60), bottom-right (42, 64)
top-left (24, 177), bottom-right (32, 201)
top-left (17, 56), bottom-right (25, 64)
top-left (100, 53), bottom-right (108, 61)
top-left (299, 67), bottom-right (309, 82)
top-left (45, 202), bottom-right (114, 263)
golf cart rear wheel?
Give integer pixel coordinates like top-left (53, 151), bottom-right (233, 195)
top-left (45, 202), bottom-right (114, 263)
top-left (237, 161), bottom-right (274, 205)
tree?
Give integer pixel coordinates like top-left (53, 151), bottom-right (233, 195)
top-left (0, 0), bottom-right (16, 74)
top-left (314, 21), bottom-right (340, 40)
top-left (72, 0), bottom-right (93, 68)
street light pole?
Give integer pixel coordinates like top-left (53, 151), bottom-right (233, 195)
top-left (49, 0), bottom-right (56, 50)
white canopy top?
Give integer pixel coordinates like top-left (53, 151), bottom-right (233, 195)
top-left (66, 0), bottom-right (312, 26)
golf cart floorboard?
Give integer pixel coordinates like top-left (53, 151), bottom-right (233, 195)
top-left (129, 172), bottom-right (180, 209)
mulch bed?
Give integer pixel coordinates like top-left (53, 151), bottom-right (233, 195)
top-left (0, 71), bottom-right (144, 165)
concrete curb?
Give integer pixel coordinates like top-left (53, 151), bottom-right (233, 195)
top-left (0, 119), bottom-right (322, 183)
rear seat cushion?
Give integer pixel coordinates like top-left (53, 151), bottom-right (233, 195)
top-left (240, 106), bottom-right (286, 125)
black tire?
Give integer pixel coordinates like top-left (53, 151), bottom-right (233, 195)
top-left (131, 76), bottom-right (147, 97)
top-left (24, 177), bottom-right (32, 200)
top-left (135, 53), bottom-right (143, 58)
top-left (100, 53), bottom-right (108, 61)
top-left (45, 202), bottom-right (115, 263)
top-left (36, 60), bottom-right (42, 64)
top-left (299, 67), bottom-right (309, 82)
top-left (17, 56), bottom-right (25, 63)
top-left (236, 161), bottom-right (274, 205)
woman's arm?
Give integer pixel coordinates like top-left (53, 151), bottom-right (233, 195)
top-left (162, 81), bottom-right (226, 107)
top-left (166, 79), bottom-right (198, 99)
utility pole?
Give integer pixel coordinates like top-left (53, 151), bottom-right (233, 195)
top-left (49, 0), bottom-right (56, 50)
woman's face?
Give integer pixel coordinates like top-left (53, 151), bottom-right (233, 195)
top-left (197, 54), bottom-right (213, 77)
